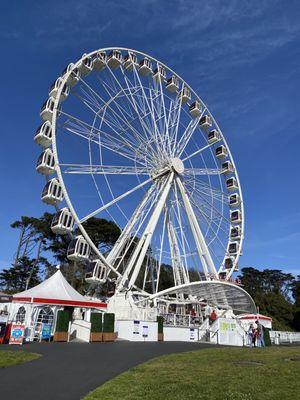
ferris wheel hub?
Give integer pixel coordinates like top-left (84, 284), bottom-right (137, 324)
top-left (170, 157), bottom-right (184, 174)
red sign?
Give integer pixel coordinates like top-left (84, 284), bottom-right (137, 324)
top-left (9, 324), bottom-right (25, 345)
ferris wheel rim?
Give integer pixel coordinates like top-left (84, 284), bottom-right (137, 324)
top-left (47, 46), bottom-right (244, 287)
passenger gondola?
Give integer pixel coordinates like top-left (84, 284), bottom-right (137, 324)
top-left (139, 57), bottom-right (152, 76)
top-left (229, 193), bottom-right (240, 207)
top-left (178, 86), bottom-right (191, 104)
top-left (189, 101), bottom-right (202, 117)
top-left (85, 260), bottom-right (108, 283)
top-left (36, 149), bottom-right (55, 175)
top-left (226, 177), bottom-right (238, 191)
top-left (51, 208), bottom-right (75, 234)
top-left (92, 51), bottom-right (107, 71)
top-left (199, 115), bottom-right (212, 130)
top-left (166, 75), bottom-right (179, 92)
top-left (67, 235), bottom-right (90, 261)
top-left (107, 49), bottom-right (122, 69)
top-left (123, 52), bottom-right (138, 71)
top-left (62, 63), bottom-right (81, 86)
top-left (49, 78), bottom-right (69, 101)
top-left (153, 64), bottom-right (166, 82)
top-left (228, 242), bottom-right (238, 255)
top-left (208, 129), bottom-right (220, 144)
top-left (41, 178), bottom-right (64, 205)
top-left (215, 145), bottom-right (228, 159)
top-left (79, 54), bottom-right (94, 76)
top-left (230, 226), bottom-right (241, 240)
top-left (34, 121), bottom-right (52, 148)
top-left (230, 210), bottom-right (242, 224)
top-left (221, 160), bottom-right (234, 174)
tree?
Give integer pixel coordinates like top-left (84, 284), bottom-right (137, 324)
top-left (0, 256), bottom-right (43, 293)
top-left (238, 267), bottom-right (296, 331)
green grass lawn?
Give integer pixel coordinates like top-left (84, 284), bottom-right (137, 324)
top-left (0, 350), bottom-right (40, 368)
top-left (84, 346), bottom-right (300, 400)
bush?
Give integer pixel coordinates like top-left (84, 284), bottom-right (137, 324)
top-left (91, 313), bottom-right (103, 333)
top-left (55, 310), bottom-right (70, 332)
top-left (264, 327), bottom-right (272, 346)
top-left (103, 313), bottom-right (115, 332)
top-left (157, 316), bottom-right (164, 333)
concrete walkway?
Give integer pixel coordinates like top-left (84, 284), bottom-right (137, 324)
top-left (0, 341), bottom-right (214, 400)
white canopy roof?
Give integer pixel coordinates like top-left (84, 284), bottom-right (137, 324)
top-left (148, 280), bottom-right (257, 314)
top-left (13, 269), bottom-right (106, 309)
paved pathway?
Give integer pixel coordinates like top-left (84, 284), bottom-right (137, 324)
top-left (0, 341), bottom-right (214, 400)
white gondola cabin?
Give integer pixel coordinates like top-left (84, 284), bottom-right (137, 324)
top-left (230, 209), bottom-right (242, 224)
top-left (153, 65), bottom-right (166, 82)
top-left (215, 145), bottom-right (228, 159)
top-left (123, 52), bottom-right (138, 71)
top-left (229, 193), bottom-right (240, 207)
top-left (40, 97), bottom-right (56, 122)
top-left (228, 242), bottom-right (238, 255)
top-left (218, 271), bottom-right (227, 280)
top-left (221, 160), bottom-right (234, 174)
top-left (208, 129), bottom-right (220, 144)
top-left (41, 178), bottom-right (64, 205)
top-left (226, 177), bottom-right (238, 191)
top-left (230, 226), bottom-right (241, 240)
top-left (36, 149), bottom-right (55, 175)
top-left (85, 260), bottom-right (108, 283)
top-left (189, 101), bottom-right (202, 117)
top-left (166, 75), bottom-right (179, 92)
top-left (62, 63), bottom-right (81, 86)
top-left (199, 115), bottom-right (212, 130)
top-left (139, 57), bottom-right (152, 76)
top-left (92, 51), bottom-right (107, 71)
top-left (79, 54), bottom-right (94, 76)
top-left (178, 86), bottom-right (191, 104)
top-left (34, 121), bottom-right (52, 148)
top-left (49, 78), bottom-right (70, 101)
top-left (107, 50), bottom-right (122, 69)
top-left (51, 208), bottom-right (74, 234)
top-left (67, 235), bottom-right (90, 261)
top-left (224, 257), bottom-right (234, 270)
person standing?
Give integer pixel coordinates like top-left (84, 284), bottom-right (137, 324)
top-left (256, 320), bottom-right (265, 347)
top-left (247, 324), bottom-right (254, 347)
top-left (209, 309), bottom-right (218, 325)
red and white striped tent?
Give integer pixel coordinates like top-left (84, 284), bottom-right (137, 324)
top-left (12, 269), bottom-right (106, 309)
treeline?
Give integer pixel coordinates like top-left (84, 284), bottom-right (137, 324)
top-left (239, 267), bottom-right (299, 331)
top-left (0, 213), bottom-right (299, 331)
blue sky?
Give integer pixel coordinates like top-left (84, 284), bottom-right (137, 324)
top-left (0, 0), bottom-right (299, 276)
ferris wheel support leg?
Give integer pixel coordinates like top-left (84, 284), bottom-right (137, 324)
top-left (166, 211), bottom-right (189, 287)
top-left (106, 183), bottom-right (157, 268)
top-left (175, 176), bottom-right (217, 279)
top-left (118, 173), bottom-right (174, 292)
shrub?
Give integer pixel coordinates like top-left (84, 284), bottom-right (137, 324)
top-left (157, 316), bottom-right (164, 333)
top-left (91, 313), bottom-right (103, 333)
top-left (55, 310), bottom-right (70, 332)
top-left (103, 313), bottom-right (115, 332)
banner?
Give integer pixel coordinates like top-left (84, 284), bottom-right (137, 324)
top-left (133, 320), bottom-right (140, 335)
top-left (41, 323), bottom-right (52, 340)
top-left (9, 324), bottom-right (25, 345)
top-left (142, 325), bottom-right (149, 338)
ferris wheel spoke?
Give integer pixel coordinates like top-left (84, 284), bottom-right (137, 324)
top-left (79, 167), bottom-right (170, 224)
top-left (120, 73), bottom-right (165, 163)
top-left (184, 168), bottom-right (221, 176)
top-left (77, 74), bottom-right (151, 151)
top-left (181, 140), bottom-right (216, 163)
top-left (60, 163), bottom-right (150, 175)
top-left (59, 111), bottom-right (147, 166)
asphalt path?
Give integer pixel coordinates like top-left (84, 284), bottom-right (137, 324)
top-left (0, 341), bottom-right (214, 400)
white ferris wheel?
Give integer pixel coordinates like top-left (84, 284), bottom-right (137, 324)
top-left (35, 47), bottom-right (252, 313)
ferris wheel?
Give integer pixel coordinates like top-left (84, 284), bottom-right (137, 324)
top-left (35, 47), bottom-right (244, 299)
